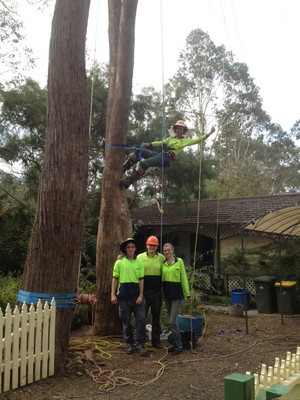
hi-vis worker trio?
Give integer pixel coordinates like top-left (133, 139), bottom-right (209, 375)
top-left (120, 120), bottom-right (216, 189)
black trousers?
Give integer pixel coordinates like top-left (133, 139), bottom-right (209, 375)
top-left (144, 290), bottom-right (162, 344)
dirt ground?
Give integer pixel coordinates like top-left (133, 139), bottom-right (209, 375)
top-left (5, 306), bottom-right (300, 400)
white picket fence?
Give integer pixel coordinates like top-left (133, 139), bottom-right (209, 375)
top-left (246, 346), bottom-right (300, 397)
top-left (0, 299), bottom-right (56, 394)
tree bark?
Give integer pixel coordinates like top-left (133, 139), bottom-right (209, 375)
top-left (21, 0), bottom-right (90, 371)
top-left (93, 0), bottom-right (138, 335)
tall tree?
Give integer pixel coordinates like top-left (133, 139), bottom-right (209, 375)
top-left (20, 0), bottom-right (91, 370)
top-left (166, 28), bottom-right (300, 198)
top-left (93, 0), bottom-right (138, 335)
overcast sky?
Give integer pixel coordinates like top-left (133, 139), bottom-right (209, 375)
top-left (18, 0), bottom-right (300, 132)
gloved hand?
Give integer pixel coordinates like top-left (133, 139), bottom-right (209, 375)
top-left (206, 126), bottom-right (216, 138)
top-left (208, 126), bottom-right (216, 136)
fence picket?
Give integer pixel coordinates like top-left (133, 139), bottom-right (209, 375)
top-left (4, 304), bottom-right (12, 392)
top-left (20, 302), bottom-right (28, 387)
top-left (12, 306), bottom-right (20, 390)
top-left (27, 304), bottom-right (35, 384)
top-left (49, 299), bottom-right (56, 376)
top-left (0, 308), bottom-right (3, 391)
top-left (246, 348), bottom-right (300, 395)
top-left (42, 301), bottom-right (50, 379)
top-left (35, 300), bottom-right (43, 381)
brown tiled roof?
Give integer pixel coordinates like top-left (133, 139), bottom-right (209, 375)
top-left (131, 193), bottom-right (300, 227)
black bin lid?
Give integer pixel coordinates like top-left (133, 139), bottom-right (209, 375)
top-left (253, 276), bottom-right (276, 283)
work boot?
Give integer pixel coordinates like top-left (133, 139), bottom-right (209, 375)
top-left (120, 168), bottom-right (145, 189)
top-left (137, 347), bottom-right (148, 356)
top-left (122, 153), bottom-right (138, 173)
top-left (120, 177), bottom-right (133, 189)
top-left (171, 349), bottom-right (182, 356)
top-left (126, 345), bottom-right (134, 355)
top-left (152, 343), bottom-right (163, 349)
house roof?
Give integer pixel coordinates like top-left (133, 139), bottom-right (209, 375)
top-left (131, 193), bottom-right (300, 239)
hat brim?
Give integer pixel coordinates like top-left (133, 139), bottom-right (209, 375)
top-left (120, 238), bottom-right (137, 254)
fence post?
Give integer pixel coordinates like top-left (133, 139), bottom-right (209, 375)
top-left (224, 373), bottom-right (255, 400)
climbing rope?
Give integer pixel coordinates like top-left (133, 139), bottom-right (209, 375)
top-left (69, 336), bottom-right (123, 361)
top-left (88, 0), bottom-right (100, 138)
top-left (74, 294), bottom-right (97, 306)
top-left (158, 0), bottom-right (167, 230)
top-left (186, 31), bottom-right (222, 351)
top-left (68, 336), bottom-right (169, 392)
top-left (85, 354), bottom-right (166, 392)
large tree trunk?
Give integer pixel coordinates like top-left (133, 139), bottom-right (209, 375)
top-left (20, 0), bottom-right (90, 371)
top-left (93, 0), bottom-right (138, 335)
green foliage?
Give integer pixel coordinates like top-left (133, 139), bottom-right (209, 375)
top-left (79, 267), bottom-right (96, 294)
top-left (0, 273), bottom-right (21, 312)
top-left (221, 240), bottom-right (300, 282)
top-left (129, 87), bottom-right (165, 143)
top-left (164, 149), bottom-right (216, 202)
top-left (0, 65), bottom-right (108, 275)
top-left (0, 78), bottom-right (47, 201)
top-left (0, 172), bottom-right (33, 274)
top-left (221, 248), bottom-right (243, 270)
top-left (87, 63), bottom-right (109, 181)
top-left (291, 119), bottom-right (300, 141)
top-left (180, 288), bottom-right (203, 315)
top-left (264, 241), bottom-right (300, 281)
top-left (81, 233), bottom-right (97, 269)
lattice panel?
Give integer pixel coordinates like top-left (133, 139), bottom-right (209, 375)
top-left (198, 273), bottom-right (211, 290)
top-left (227, 275), bottom-right (256, 294)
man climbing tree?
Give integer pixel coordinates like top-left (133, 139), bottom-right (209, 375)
top-left (20, 0), bottom-right (91, 370)
top-left (93, 0), bottom-right (139, 335)
top-left (121, 120), bottom-right (216, 188)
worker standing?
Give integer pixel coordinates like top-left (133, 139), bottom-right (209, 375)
top-left (111, 238), bottom-right (148, 356)
top-left (137, 236), bottom-right (165, 349)
top-left (162, 242), bottom-right (191, 356)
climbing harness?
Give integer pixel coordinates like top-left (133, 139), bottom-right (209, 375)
top-left (107, 143), bottom-right (144, 162)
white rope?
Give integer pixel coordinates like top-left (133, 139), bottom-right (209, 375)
top-left (88, 0), bottom-right (100, 137)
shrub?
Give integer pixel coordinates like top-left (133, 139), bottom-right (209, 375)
top-left (0, 273), bottom-right (21, 312)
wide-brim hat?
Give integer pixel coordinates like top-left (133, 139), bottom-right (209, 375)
top-left (120, 238), bottom-right (137, 254)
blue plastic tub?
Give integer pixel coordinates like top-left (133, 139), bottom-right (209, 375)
top-left (231, 289), bottom-right (250, 310)
top-left (176, 314), bottom-right (203, 337)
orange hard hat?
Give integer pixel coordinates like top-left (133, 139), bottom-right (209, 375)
top-left (146, 236), bottom-right (159, 246)
top-left (173, 120), bottom-right (188, 130)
